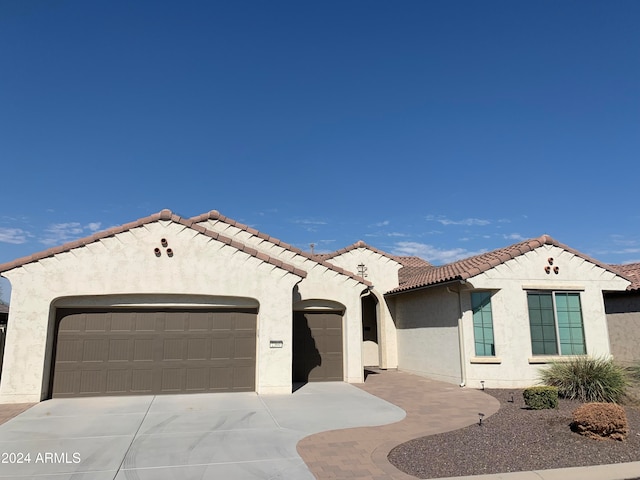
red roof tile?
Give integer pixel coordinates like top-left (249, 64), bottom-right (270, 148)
top-left (387, 235), bottom-right (632, 295)
top-left (313, 240), bottom-right (431, 268)
top-left (610, 263), bottom-right (640, 291)
top-left (191, 211), bottom-right (372, 287)
top-left (0, 209), bottom-right (307, 279)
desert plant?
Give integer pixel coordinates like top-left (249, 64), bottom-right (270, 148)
top-left (538, 356), bottom-right (628, 403)
top-left (523, 386), bottom-right (558, 409)
top-left (572, 402), bottom-right (629, 441)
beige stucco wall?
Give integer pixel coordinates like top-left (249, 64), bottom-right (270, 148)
top-left (0, 221), bottom-right (303, 403)
top-left (605, 292), bottom-right (640, 366)
top-left (323, 247), bottom-right (402, 369)
top-left (387, 244), bottom-right (630, 389)
top-left (462, 244), bottom-right (630, 388)
top-left (198, 219), bottom-right (369, 383)
top-left (390, 286), bottom-right (463, 384)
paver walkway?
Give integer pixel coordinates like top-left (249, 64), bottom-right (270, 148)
top-left (0, 402), bottom-right (34, 425)
top-left (297, 369), bottom-right (500, 480)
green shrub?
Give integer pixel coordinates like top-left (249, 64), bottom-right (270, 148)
top-left (539, 357), bottom-right (628, 403)
top-left (523, 386), bottom-right (558, 409)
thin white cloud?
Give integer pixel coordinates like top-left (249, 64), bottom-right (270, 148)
top-left (293, 219), bottom-right (327, 225)
top-left (40, 221), bottom-right (103, 246)
top-left (0, 228), bottom-right (30, 245)
top-left (426, 215), bottom-right (490, 226)
top-left (370, 220), bottom-right (389, 227)
top-left (291, 218), bottom-right (328, 233)
top-left (503, 233), bottom-right (525, 241)
top-left (85, 222), bottom-right (102, 232)
top-left (392, 241), bottom-right (487, 264)
top-left (387, 232), bottom-right (408, 237)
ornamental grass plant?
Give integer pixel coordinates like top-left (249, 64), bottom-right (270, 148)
top-left (539, 356), bottom-right (628, 403)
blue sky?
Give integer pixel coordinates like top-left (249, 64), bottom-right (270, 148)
top-left (1, 0), bottom-right (639, 303)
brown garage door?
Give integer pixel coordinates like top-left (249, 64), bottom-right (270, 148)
top-left (51, 309), bottom-right (256, 398)
top-left (292, 311), bottom-right (343, 382)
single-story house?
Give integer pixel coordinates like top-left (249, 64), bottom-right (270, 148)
top-left (0, 209), bottom-right (632, 403)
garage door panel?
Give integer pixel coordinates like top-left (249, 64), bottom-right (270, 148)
top-left (188, 312), bottom-right (210, 331)
top-left (162, 338), bottom-right (184, 360)
top-left (52, 371), bottom-right (76, 396)
top-left (85, 314), bottom-right (108, 332)
top-left (110, 315), bottom-right (133, 332)
top-left (131, 369), bottom-right (154, 393)
top-left (80, 370), bottom-right (105, 394)
top-left (233, 366), bottom-right (254, 390)
top-left (106, 369), bottom-right (130, 393)
top-left (52, 309), bottom-right (256, 398)
top-left (133, 338), bottom-right (154, 361)
top-left (235, 337), bottom-right (255, 359)
top-left (187, 338), bottom-right (209, 360)
top-left (165, 313), bottom-right (187, 331)
top-left (82, 339), bottom-right (107, 362)
top-left (108, 339), bottom-right (130, 361)
top-left (210, 367), bottom-right (233, 390)
top-left (232, 313), bottom-right (256, 331)
top-left (161, 368), bottom-right (184, 392)
top-left (134, 315), bottom-right (156, 332)
top-left (56, 339), bottom-right (81, 363)
top-left (293, 312), bottom-right (343, 383)
top-left (186, 367), bottom-right (209, 391)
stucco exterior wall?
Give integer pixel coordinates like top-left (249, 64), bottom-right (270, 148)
top-left (390, 286), bottom-right (462, 385)
top-left (462, 245), bottom-right (630, 388)
top-left (197, 219), bottom-right (369, 381)
top-left (605, 292), bottom-right (640, 365)
top-left (387, 244), bottom-right (629, 389)
top-left (324, 247), bottom-right (403, 370)
top-left (0, 221), bottom-right (302, 403)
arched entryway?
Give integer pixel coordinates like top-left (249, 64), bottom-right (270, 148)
top-left (362, 293), bottom-right (379, 367)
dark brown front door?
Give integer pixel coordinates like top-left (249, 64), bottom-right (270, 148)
top-left (51, 309), bottom-right (256, 398)
top-left (292, 311), bottom-right (343, 382)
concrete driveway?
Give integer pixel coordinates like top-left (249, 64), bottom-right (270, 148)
top-left (0, 382), bottom-right (405, 479)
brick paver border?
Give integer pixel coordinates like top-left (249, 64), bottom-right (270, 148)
top-left (297, 369), bottom-right (500, 479)
top-left (0, 403), bottom-right (35, 426)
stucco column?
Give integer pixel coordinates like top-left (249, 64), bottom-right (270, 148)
top-left (0, 287), bottom-right (51, 403)
top-left (256, 287), bottom-right (296, 394)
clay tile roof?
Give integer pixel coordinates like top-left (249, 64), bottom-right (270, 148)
top-left (610, 263), bottom-right (640, 291)
top-left (191, 212), bottom-right (371, 287)
top-left (387, 234), bottom-right (630, 295)
top-left (316, 240), bottom-right (431, 269)
top-left (0, 210), bottom-right (306, 279)
top-left (394, 256), bottom-right (432, 268)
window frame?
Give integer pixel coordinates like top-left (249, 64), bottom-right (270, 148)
top-left (527, 290), bottom-right (586, 356)
top-left (471, 290), bottom-right (496, 357)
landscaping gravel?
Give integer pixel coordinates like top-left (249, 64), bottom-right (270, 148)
top-left (388, 389), bottom-right (640, 479)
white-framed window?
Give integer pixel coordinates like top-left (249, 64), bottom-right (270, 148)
top-left (527, 291), bottom-right (586, 355)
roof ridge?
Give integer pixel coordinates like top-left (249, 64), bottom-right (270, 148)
top-left (0, 209), bottom-right (307, 279)
top-left (319, 240), bottom-right (410, 266)
top-left (191, 211), bottom-right (372, 287)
